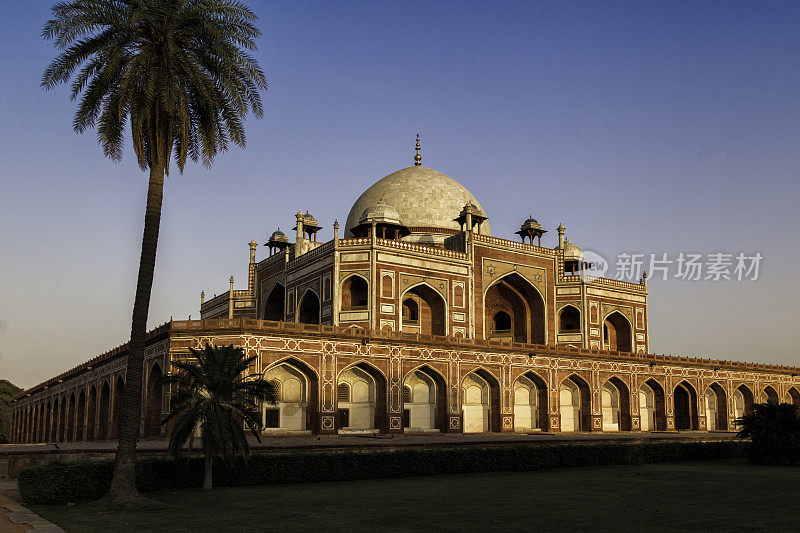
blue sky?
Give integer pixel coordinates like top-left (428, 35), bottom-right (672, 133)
top-left (1, 1), bottom-right (799, 387)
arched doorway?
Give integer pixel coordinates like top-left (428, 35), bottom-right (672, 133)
top-left (785, 387), bottom-right (800, 408)
top-left (560, 374), bottom-right (591, 432)
top-left (98, 382), bottom-right (110, 440)
top-left (462, 369), bottom-right (501, 433)
top-left (602, 312), bottom-right (632, 352)
top-left (341, 275), bottom-right (368, 310)
top-left (144, 363), bottom-right (163, 438)
top-left (674, 381), bottom-right (698, 430)
top-left (76, 390), bottom-right (86, 441)
top-left (58, 397), bottom-right (67, 442)
top-left (704, 383), bottom-right (728, 431)
top-left (559, 305), bottom-right (581, 333)
top-left (263, 359), bottom-right (318, 433)
top-left (263, 283), bottom-right (285, 321)
top-left (66, 394), bottom-right (76, 442)
top-left (87, 386), bottom-right (97, 441)
top-left (602, 378), bottom-right (631, 431)
top-left (513, 373), bottom-right (549, 431)
top-left (336, 363), bottom-right (387, 433)
top-left (298, 290), bottom-right (320, 324)
top-left (112, 376), bottom-right (125, 438)
top-left (639, 379), bottom-right (666, 431)
top-left (484, 273), bottom-right (546, 344)
top-left (733, 385), bottom-right (755, 420)
top-left (761, 385), bottom-right (779, 403)
top-left (44, 402), bottom-right (52, 443)
top-left (402, 369), bottom-right (442, 431)
top-left (401, 284), bottom-right (446, 336)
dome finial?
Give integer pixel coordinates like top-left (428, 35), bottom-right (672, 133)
top-left (414, 133), bottom-right (422, 166)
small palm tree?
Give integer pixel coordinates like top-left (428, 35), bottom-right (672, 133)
top-left (158, 344), bottom-right (276, 490)
top-left (42, 0), bottom-right (268, 502)
top-left (736, 399), bottom-right (800, 465)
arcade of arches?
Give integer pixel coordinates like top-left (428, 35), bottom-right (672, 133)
top-left (10, 327), bottom-right (800, 443)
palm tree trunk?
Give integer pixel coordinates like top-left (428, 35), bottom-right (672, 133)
top-left (203, 453), bottom-right (213, 490)
top-left (107, 160), bottom-right (166, 502)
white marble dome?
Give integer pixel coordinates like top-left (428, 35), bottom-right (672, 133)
top-left (345, 166), bottom-right (490, 239)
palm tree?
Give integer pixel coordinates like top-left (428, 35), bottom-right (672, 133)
top-left (158, 344), bottom-right (276, 490)
top-left (41, 0), bottom-right (267, 501)
top-left (736, 399), bottom-right (800, 465)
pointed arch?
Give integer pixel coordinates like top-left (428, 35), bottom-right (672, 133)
top-left (786, 386), bottom-right (800, 408)
top-left (144, 362), bottom-right (164, 438)
top-left (263, 357), bottom-right (319, 432)
top-left (761, 385), bottom-right (779, 403)
top-left (602, 311), bottom-right (632, 352)
top-left (602, 377), bottom-right (632, 431)
top-left (57, 396), bottom-right (67, 442)
top-left (263, 282), bottom-right (285, 321)
top-left (112, 376), bottom-right (125, 439)
top-left (402, 364), bottom-right (448, 432)
top-left (674, 380), bottom-right (698, 430)
top-left (336, 361), bottom-right (387, 432)
top-left (400, 282), bottom-right (447, 336)
top-left (66, 393), bottom-right (76, 441)
top-left (87, 385), bottom-right (97, 441)
top-left (297, 288), bottom-right (321, 325)
top-left (560, 374), bottom-right (592, 432)
top-left (558, 304), bottom-right (581, 333)
top-left (639, 379), bottom-right (666, 431)
top-left (462, 367), bottom-right (501, 433)
top-left (513, 371), bottom-right (549, 431)
top-left (704, 382), bottom-right (728, 431)
top-left (483, 272), bottom-right (546, 344)
top-left (76, 389), bottom-right (86, 441)
top-left (341, 273), bottom-right (369, 311)
top-left (734, 384), bottom-right (755, 419)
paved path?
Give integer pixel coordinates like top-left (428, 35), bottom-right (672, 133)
top-left (0, 481), bottom-right (63, 532)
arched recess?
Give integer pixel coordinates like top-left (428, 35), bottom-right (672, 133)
top-left (87, 386), bottom-right (97, 441)
top-left (44, 402), bottom-right (52, 443)
top-left (400, 283), bottom-right (447, 336)
top-left (76, 390), bottom-right (86, 441)
top-left (462, 368), bottom-right (501, 433)
top-left (602, 312), bottom-right (632, 352)
top-left (403, 365), bottom-right (447, 432)
top-left (341, 275), bottom-right (369, 311)
top-left (761, 385), bottom-right (779, 403)
top-left (704, 382), bottom-right (728, 431)
top-left (559, 305), bottom-right (581, 333)
top-left (98, 382), bottom-right (110, 440)
top-left (263, 358), bottom-right (319, 432)
top-left (639, 379), bottom-right (666, 431)
top-left (263, 283), bottom-right (285, 321)
top-left (112, 376), bottom-right (125, 439)
top-left (37, 404), bottom-right (45, 442)
top-left (58, 397), bottom-right (67, 442)
top-left (785, 387), bottom-right (800, 408)
top-left (560, 374), bottom-right (591, 432)
top-left (67, 393), bottom-right (76, 441)
top-left (297, 289), bottom-right (321, 325)
top-left (674, 381), bottom-right (698, 430)
top-left (602, 377), bottom-right (631, 431)
top-left (513, 371), bottom-right (548, 431)
top-left (32, 405), bottom-right (39, 444)
top-left (336, 362), bottom-right (387, 433)
top-left (483, 273), bottom-right (546, 344)
top-left (144, 362), bottom-right (163, 438)
top-left (733, 384), bottom-right (755, 419)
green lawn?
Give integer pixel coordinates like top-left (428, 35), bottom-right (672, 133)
top-left (32, 459), bottom-right (800, 532)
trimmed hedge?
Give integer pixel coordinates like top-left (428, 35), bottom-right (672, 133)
top-left (19, 440), bottom-right (747, 505)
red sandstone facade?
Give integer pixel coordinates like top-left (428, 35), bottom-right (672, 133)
top-left (10, 160), bottom-right (799, 442)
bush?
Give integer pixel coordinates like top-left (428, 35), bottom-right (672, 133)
top-left (18, 440), bottom-right (747, 505)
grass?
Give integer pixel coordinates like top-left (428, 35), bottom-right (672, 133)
top-left (31, 458), bottom-right (800, 532)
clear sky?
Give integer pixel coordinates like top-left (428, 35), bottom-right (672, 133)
top-left (1, 1), bottom-right (799, 388)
